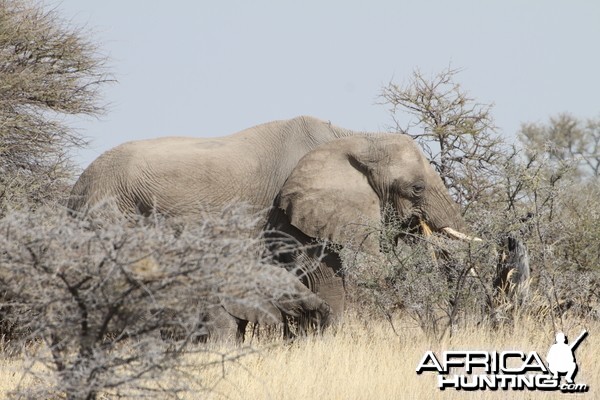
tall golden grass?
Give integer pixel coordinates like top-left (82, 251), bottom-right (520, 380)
top-left (1, 313), bottom-right (597, 399)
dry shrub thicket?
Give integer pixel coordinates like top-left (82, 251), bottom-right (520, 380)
top-left (0, 205), bottom-right (321, 399)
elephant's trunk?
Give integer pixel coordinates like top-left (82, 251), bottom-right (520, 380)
top-left (421, 183), bottom-right (481, 242)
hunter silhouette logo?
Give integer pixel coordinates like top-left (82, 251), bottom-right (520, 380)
top-left (547, 330), bottom-right (588, 385)
top-left (416, 329), bottom-right (589, 392)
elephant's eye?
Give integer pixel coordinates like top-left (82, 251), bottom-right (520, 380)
top-left (412, 181), bottom-right (426, 197)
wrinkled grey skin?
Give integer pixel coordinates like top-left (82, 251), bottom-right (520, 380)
top-left (69, 116), bottom-right (468, 325)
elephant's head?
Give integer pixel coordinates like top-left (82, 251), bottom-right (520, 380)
top-left (278, 134), bottom-right (477, 253)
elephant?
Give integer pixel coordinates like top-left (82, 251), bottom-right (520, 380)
top-left (69, 116), bottom-right (479, 326)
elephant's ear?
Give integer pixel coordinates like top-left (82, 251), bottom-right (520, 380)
top-left (279, 143), bottom-right (381, 252)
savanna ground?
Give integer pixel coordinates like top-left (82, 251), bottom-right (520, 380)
top-left (1, 313), bottom-right (597, 400)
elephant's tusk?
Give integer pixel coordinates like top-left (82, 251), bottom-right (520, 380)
top-left (441, 227), bottom-right (481, 276)
top-left (442, 227), bottom-right (481, 277)
top-left (442, 227), bottom-right (483, 242)
top-left (420, 219), bottom-right (433, 237)
top-left (419, 219), bottom-right (437, 264)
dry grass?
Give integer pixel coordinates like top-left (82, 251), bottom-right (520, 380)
top-left (1, 313), bottom-right (597, 399)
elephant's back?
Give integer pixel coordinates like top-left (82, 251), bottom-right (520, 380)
top-left (121, 118), bottom-right (293, 151)
top-left (140, 116), bottom-right (339, 152)
top-left (121, 136), bottom-right (234, 153)
top-left (116, 133), bottom-right (266, 158)
top-left (114, 136), bottom-right (263, 175)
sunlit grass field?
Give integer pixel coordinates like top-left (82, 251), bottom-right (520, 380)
top-left (1, 313), bottom-right (597, 399)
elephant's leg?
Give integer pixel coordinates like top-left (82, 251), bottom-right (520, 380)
top-left (307, 252), bottom-right (346, 323)
top-left (206, 305), bottom-right (239, 343)
top-left (310, 262), bottom-right (345, 323)
top-left (282, 317), bottom-right (294, 340)
top-left (235, 319), bottom-right (248, 343)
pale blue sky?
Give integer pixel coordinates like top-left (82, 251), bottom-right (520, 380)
top-left (56, 0), bottom-right (600, 169)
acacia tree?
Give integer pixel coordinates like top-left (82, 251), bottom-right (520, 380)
top-left (0, 0), bottom-right (111, 215)
top-left (518, 112), bottom-right (600, 179)
top-left (514, 113), bottom-right (600, 321)
top-left (379, 67), bottom-right (503, 208)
